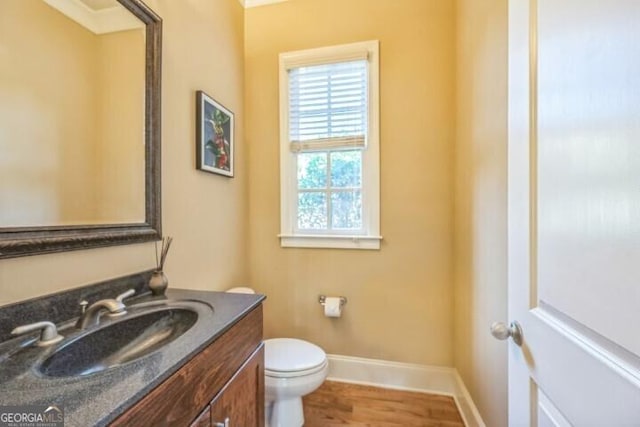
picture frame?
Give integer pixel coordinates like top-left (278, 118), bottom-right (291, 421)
top-left (196, 90), bottom-right (234, 177)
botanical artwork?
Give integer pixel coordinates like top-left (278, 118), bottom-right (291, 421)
top-left (196, 91), bottom-right (234, 177)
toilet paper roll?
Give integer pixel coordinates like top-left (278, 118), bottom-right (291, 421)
top-left (323, 297), bottom-right (342, 318)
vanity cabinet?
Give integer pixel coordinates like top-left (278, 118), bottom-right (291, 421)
top-left (112, 305), bottom-right (264, 427)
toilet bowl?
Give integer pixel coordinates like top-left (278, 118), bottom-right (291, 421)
top-left (265, 338), bottom-right (328, 427)
top-left (226, 288), bottom-right (328, 427)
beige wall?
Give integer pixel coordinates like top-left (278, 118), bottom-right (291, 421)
top-left (454, 0), bottom-right (508, 425)
top-left (245, 0), bottom-right (456, 366)
top-left (0, 0), bottom-right (248, 306)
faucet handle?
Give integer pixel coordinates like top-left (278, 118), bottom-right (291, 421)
top-left (115, 289), bottom-right (136, 303)
top-left (12, 321), bottom-right (63, 347)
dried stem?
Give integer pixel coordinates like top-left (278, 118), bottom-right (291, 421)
top-left (155, 236), bottom-right (173, 271)
top-left (155, 240), bottom-right (160, 270)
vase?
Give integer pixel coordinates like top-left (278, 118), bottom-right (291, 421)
top-left (149, 270), bottom-right (168, 296)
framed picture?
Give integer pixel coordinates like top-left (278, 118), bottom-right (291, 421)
top-left (196, 90), bottom-right (234, 177)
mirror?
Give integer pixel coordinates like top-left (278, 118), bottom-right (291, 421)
top-left (0, 0), bottom-right (162, 259)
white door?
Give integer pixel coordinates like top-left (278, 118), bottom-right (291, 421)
top-left (505, 0), bottom-right (640, 425)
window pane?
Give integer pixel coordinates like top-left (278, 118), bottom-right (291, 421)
top-left (330, 151), bottom-right (362, 188)
top-left (298, 192), bottom-right (327, 230)
top-left (331, 190), bottom-right (362, 229)
top-left (297, 152), bottom-right (327, 189)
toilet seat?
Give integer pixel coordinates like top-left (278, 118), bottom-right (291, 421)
top-left (265, 338), bottom-right (327, 378)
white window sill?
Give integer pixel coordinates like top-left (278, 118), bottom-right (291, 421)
top-left (279, 234), bottom-right (382, 250)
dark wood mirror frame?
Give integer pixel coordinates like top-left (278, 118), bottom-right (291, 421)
top-left (0, 0), bottom-right (162, 260)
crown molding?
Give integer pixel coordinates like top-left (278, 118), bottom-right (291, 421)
top-left (238, 0), bottom-right (289, 9)
top-left (43, 0), bottom-right (144, 34)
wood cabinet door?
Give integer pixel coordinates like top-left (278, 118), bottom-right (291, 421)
top-left (210, 345), bottom-right (264, 427)
top-left (190, 407), bottom-right (211, 427)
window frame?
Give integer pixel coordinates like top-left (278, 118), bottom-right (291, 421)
top-left (278, 40), bottom-right (381, 250)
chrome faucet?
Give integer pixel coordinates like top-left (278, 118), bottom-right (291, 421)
top-left (75, 289), bottom-right (135, 330)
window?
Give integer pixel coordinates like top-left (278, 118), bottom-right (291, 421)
top-left (279, 41), bottom-right (380, 249)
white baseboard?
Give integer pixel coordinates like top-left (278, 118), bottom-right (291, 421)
top-left (326, 354), bottom-right (486, 427)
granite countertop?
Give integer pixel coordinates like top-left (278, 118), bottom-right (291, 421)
top-left (0, 286), bottom-right (264, 426)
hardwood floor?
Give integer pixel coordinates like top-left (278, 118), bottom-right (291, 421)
top-left (302, 381), bottom-right (465, 427)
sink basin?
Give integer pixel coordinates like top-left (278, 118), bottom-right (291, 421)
top-left (38, 308), bottom-right (198, 377)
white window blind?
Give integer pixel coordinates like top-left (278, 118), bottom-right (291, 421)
top-left (288, 60), bottom-right (368, 153)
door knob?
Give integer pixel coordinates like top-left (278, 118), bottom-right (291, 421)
top-left (214, 417), bottom-right (230, 427)
top-left (490, 321), bottom-right (523, 346)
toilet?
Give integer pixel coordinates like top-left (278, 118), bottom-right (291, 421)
top-left (227, 287), bottom-right (329, 427)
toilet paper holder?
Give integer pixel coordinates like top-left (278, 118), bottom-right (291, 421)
top-left (318, 295), bottom-right (347, 307)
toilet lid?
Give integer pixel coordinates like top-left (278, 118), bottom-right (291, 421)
top-left (265, 359), bottom-right (327, 379)
top-left (264, 338), bottom-right (326, 373)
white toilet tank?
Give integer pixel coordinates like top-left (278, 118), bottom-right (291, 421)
top-left (227, 286), bottom-right (255, 294)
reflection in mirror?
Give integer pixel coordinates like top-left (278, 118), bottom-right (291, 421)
top-left (0, 0), bottom-right (161, 259)
top-left (0, 0), bottom-right (146, 227)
